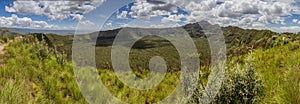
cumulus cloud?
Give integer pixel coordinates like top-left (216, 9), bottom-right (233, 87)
top-left (106, 22), bottom-right (112, 27)
top-left (117, 11), bottom-right (128, 19)
top-left (0, 14), bottom-right (56, 29)
top-left (129, 0), bottom-right (177, 20)
top-left (292, 19), bottom-right (300, 24)
top-left (161, 14), bottom-right (186, 23)
top-left (293, 19), bottom-right (298, 23)
top-left (5, 0), bottom-right (106, 21)
top-left (102, 22), bottom-right (113, 30)
top-left (70, 14), bottom-right (84, 21)
top-left (79, 20), bottom-right (95, 26)
top-left (184, 0), bottom-right (292, 26)
top-left (127, 0), bottom-right (299, 31)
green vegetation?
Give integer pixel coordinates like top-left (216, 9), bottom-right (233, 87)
top-left (0, 24), bottom-right (299, 103)
top-left (98, 70), bottom-right (180, 103)
top-left (0, 36), bottom-right (86, 103)
top-left (253, 40), bottom-right (300, 103)
top-left (37, 24), bottom-right (289, 71)
top-left (214, 56), bottom-right (264, 103)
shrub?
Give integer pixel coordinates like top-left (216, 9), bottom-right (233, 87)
top-left (189, 56), bottom-right (264, 104)
top-left (214, 56), bottom-right (264, 103)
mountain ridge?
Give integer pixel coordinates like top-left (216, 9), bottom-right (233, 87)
top-left (2, 21), bottom-right (296, 36)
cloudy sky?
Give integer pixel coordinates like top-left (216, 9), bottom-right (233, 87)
top-left (0, 0), bottom-right (300, 33)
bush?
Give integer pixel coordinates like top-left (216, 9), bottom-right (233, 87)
top-left (189, 56), bottom-right (264, 104)
top-left (214, 56), bottom-right (264, 103)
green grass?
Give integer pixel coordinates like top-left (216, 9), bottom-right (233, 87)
top-left (98, 70), bottom-right (180, 103)
top-left (0, 36), bottom-right (86, 104)
top-left (0, 36), bottom-right (264, 103)
top-left (0, 79), bottom-right (30, 104)
top-left (253, 41), bottom-right (300, 103)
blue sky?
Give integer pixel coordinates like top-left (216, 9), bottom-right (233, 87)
top-left (0, 0), bottom-right (300, 33)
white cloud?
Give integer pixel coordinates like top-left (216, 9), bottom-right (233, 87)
top-left (117, 11), bottom-right (128, 19)
top-left (70, 14), bottom-right (84, 21)
top-left (79, 20), bottom-right (95, 26)
top-left (161, 14), bottom-right (186, 23)
top-left (271, 26), bottom-right (300, 33)
top-left (127, 0), bottom-right (298, 30)
top-left (0, 14), bottom-right (56, 29)
top-left (293, 19), bottom-right (298, 23)
top-left (106, 22), bottom-right (112, 27)
top-left (292, 19), bottom-right (300, 24)
top-left (103, 22), bottom-right (113, 30)
top-left (129, 0), bottom-right (176, 20)
top-left (6, 0), bottom-right (298, 32)
top-left (5, 0), bottom-right (106, 21)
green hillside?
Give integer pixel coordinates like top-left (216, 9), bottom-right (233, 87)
top-left (0, 24), bottom-right (299, 103)
top-left (30, 24), bottom-right (299, 72)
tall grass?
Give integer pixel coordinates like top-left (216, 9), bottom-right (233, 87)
top-left (0, 36), bottom-right (86, 103)
top-left (253, 41), bottom-right (300, 103)
top-left (0, 79), bottom-right (30, 104)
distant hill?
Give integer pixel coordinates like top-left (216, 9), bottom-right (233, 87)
top-left (0, 27), bottom-right (75, 35)
top-left (24, 22), bottom-right (300, 71)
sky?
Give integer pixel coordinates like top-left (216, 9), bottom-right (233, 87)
top-left (0, 0), bottom-right (300, 33)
